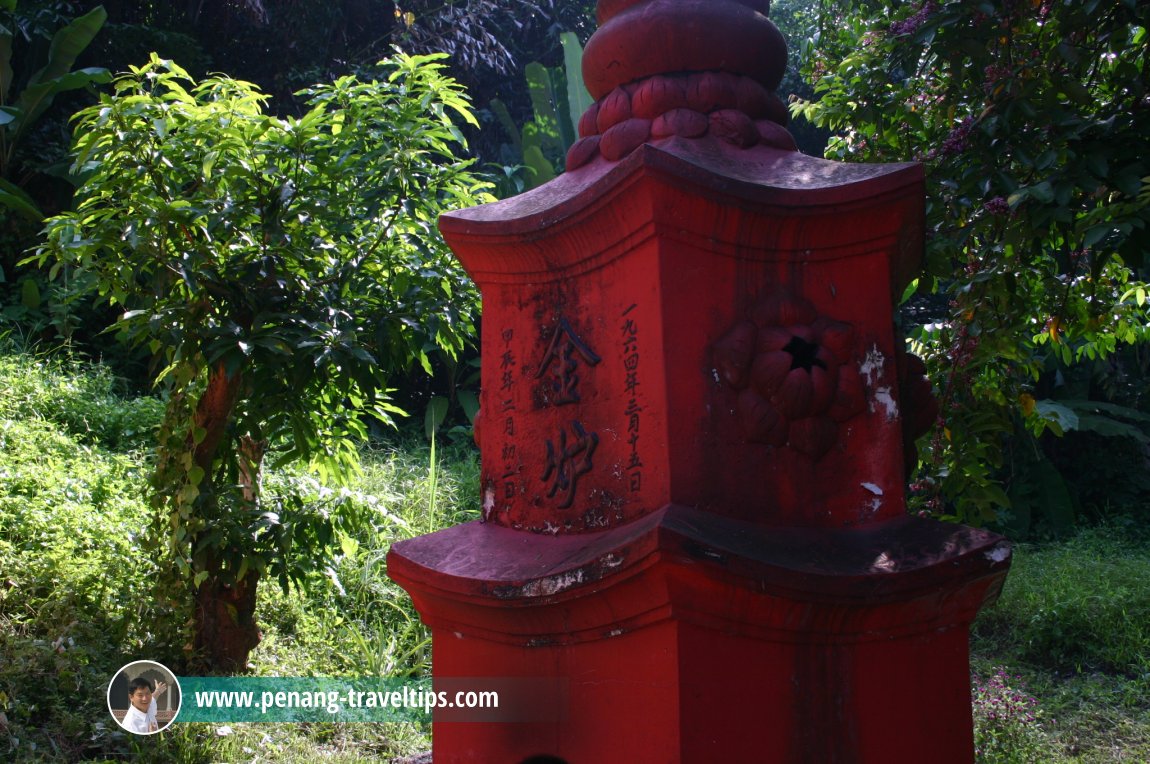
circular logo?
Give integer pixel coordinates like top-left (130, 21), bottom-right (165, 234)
top-left (107, 660), bottom-right (181, 735)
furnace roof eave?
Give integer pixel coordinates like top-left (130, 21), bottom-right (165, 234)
top-left (440, 137), bottom-right (923, 238)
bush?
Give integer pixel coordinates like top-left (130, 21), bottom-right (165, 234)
top-left (0, 350), bottom-right (162, 452)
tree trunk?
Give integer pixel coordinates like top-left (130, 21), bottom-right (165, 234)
top-left (193, 569), bottom-right (262, 673)
top-left (189, 362), bottom-right (264, 671)
top-left (192, 362), bottom-right (242, 474)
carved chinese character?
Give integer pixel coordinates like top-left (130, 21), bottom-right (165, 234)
top-left (541, 421), bottom-right (599, 509)
top-left (536, 317), bottom-right (601, 405)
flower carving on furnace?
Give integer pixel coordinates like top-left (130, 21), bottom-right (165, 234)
top-left (713, 292), bottom-right (865, 459)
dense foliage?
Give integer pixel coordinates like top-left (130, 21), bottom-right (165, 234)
top-left (0, 1), bottom-right (112, 346)
top-left (2, 1), bottom-right (597, 356)
top-left (75, 0), bottom-right (597, 120)
top-left (30, 52), bottom-right (492, 668)
top-left (0, 347), bottom-right (478, 760)
top-left (0, 1), bottom-right (108, 223)
top-left (794, 0), bottom-right (1150, 532)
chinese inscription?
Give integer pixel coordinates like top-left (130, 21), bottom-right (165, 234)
top-left (541, 421), bottom-right (600, 509)
top-left (535, 315), bottom-right (601, 509)
top-left (498, 327), bottom-right (520, 505)
top-left (536, 317), bottom-right (602, 405)
top-left (621, 305), bottom-right (642, 493)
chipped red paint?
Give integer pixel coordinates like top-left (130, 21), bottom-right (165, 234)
top-left (388, 1), bottom-right (1009, 761)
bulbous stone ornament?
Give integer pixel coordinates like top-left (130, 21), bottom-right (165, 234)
top-left (568, 0), bottom-right (796, 170)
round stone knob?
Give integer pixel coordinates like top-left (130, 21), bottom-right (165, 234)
top-left (583, 0), bottom-right (787, 100)
top-left (596, 0), bottom-right (771, 24)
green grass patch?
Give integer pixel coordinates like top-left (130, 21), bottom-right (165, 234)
top-left (0, 348), bottom-right (472, 761)
top-left (0, 351), bottom-right (162, 452)
top-left (971, 525), bottom-right (1150, 762)
top-left (974, 522), bottom-right (1150, 681)
top-left (0, 419), bottom-right (161, 759)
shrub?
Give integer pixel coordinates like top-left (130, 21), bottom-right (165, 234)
top-left (0, 350), bottom-right (162, 452)
top-left (972, 669), bottom-right (1052, 764)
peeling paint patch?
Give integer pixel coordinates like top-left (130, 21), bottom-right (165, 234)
top-left (859, 344), bottom-right (886, 386)
top-left (520, 568), bottom-right (586, 597)
top-left (870, 385), bottom-right (899, 421)
top-left (871, 552), bottom-right (897, 573)
top-left (861, 482), bottom-right (883, 515)
top-left (482, 486), bottom-right (495, 520)
top-left (601, 553), bottom-right (624, 570)
top-left (985, 546), bottom-right (1011, 563)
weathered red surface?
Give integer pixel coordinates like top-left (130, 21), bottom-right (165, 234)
top-left (447, 140), bottom-right (924, 533)
top-left (390, 504), bottom-right (1009, 762)
top-left (389, 1), bottom-right (1009, 761)
top-left (582, 0), bottom-right (787, 99)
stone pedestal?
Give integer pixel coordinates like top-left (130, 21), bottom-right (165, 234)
top-left (389, 2), bottom-right (1010, 761)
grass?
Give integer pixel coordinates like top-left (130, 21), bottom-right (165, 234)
top-left (970, 524), bottom-right (1150, 763)
top-left (0, 346), bottom-right (1148, 762)
top-left (0, 347), bottom-right (478, 761)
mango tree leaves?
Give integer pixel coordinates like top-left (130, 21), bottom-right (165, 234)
top-left (29, 52), bottom-right (492, 590)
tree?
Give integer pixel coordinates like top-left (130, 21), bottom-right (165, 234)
top-left (32, 52), bottom-right (492, 669)
top-left (793, 0), bottom-right (1150, 530)
top-left (77, 0), bottom-right (585, 101)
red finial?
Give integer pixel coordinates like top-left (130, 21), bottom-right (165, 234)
top-left (568, 0), bottom-right (793, 171)
top-left (596, 0), bottom-right (771, 25)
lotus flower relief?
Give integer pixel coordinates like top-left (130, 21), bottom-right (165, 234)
top-left (713, 291), bottom-right (865, 459)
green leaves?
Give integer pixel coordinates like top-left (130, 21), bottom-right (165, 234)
top-left (490, 32), bottom-right (588, 193)
top-left (0, 3), bottom-right (109, 219)
top-left (32, 52), bottom-right (492, 634)
top-left (801, 0), bottom-right (1150, 528)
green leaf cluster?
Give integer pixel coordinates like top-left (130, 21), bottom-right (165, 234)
top-left (800, 0), bottom-right (1150, 528)
top-left (490, 31), bottom-right (589, 194)
top-left (29, 52), bottom-right (492, 608)
top-left (0, 1), bottom-right (109, 220)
